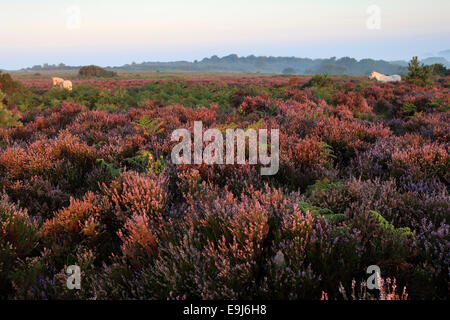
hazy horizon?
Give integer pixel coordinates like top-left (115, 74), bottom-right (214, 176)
top-left (1, 0), bottom-right (449, 70)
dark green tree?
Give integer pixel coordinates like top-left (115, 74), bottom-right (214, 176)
top-left (431, 63), bottom-right (449, 76)
top-left (406, 56), bottom-right (434, 85)
top-left (79, 65), bottom-right (117, 78)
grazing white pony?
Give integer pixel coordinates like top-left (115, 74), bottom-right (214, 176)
top-left (59, 80), bottom-right (73, 91)
top-left (369, 71), bottom-right (401, 83)
top-left (52, 77), bottom-right (65, 87)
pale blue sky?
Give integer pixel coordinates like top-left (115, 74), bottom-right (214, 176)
top-left (1, 0), bottom-right (449, 69)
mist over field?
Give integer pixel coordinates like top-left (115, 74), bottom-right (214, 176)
top-left (13, 53), bottom-right (450, 76)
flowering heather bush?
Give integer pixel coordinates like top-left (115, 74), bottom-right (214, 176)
top-left (118, 213), bottom-right (158, 266)
top-left (352, 134), bottom-right (449, 187)
top-left (238, 95), bottom-right (272, 115)
top-left (0, 74), bottom-right (448, 300)
top-left (41, 192), bottom-right (115, 260)
top-left (0, 193), bottom-right (39, 297)
top-left (321, 278), bottom-right (409, 300)
top-left (332, 90), bottom-right (374, 117)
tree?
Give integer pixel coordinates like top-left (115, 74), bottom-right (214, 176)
top-left (431, 63), bottom-right (449, 76)
top-left (79, 65), bottom-right (117, 78)
top-left (406, 56), bottom-right (434, 85)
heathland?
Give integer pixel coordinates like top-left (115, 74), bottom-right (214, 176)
top-left (0, 70), bottom-right (448, 299)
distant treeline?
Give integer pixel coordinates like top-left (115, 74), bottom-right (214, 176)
top-left (116, 55), bottom-right (409, 75)
top-left (20, 54), bottom-right (450, 76)
top-left (25, 63), bottom-right (79, 71)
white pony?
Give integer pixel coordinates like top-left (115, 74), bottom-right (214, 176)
top-left (369, 71), bottom-right (401, 83)
top-left (59, 80), bottom-right (73, 91)
top-left (52, 77), bottom-right (65, 87)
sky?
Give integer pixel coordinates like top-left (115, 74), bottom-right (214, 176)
top-left (0, 0), bottom-right (449, 69)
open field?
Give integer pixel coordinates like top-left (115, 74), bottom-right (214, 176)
top-left (10, 72), bottom-right (298, 92)
top-left (0, 73), bottom-right (449, 299)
